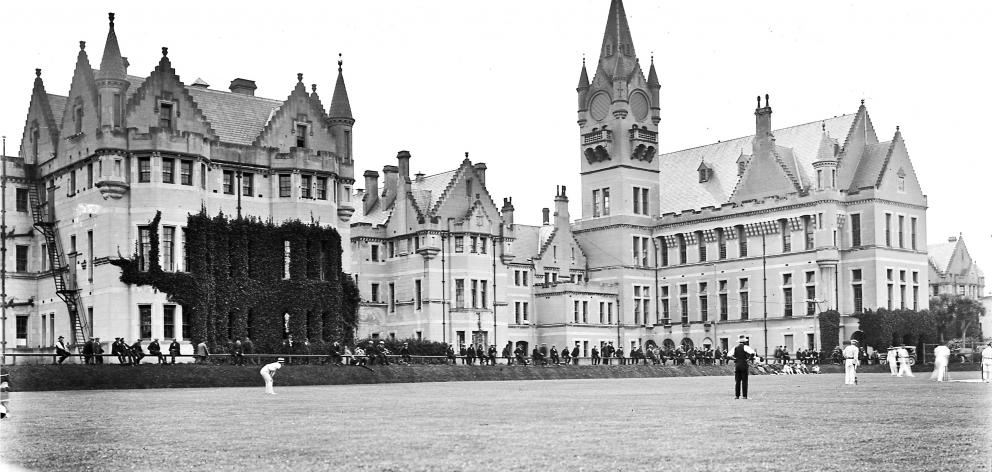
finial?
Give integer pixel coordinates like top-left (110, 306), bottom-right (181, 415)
top-left (821, 122), bottom-right (825, 132)
top-left (80, 41), bottom-right (86, 50)
top-left (35, 68), bottom-right (41, 78)
top-left (860, 99), bottom-right (865, 106)
top-left (109, 12), bottom-right (115, 27)
top-left (765, 94), bottom-right (770, 107)
top-left (312, 84), bottom-right (317, 93)
top-left (650, 52), bottom-right (654, 64)
top-left (162, 47), bottom-right (168, 57)
top-left (756, 95), bottom-right (761, 108)
top-left (896, 125), bottom-right (900, 132)
top-left (582, 54), bottom-right (586, 66)
top-left (465, 152), bottom-right (469, 159)
top-left (338, 53), bottom-right (343, 72)
top-left (297, 73), bottom-right (303, 82)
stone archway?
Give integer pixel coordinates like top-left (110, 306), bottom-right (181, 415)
top-left (701, 337), bottom-right (713, 348)
top-left (645, 340), bottom-right (658, 349)
top-left (681, 337), bottom-right (695, 350)
top-left (662, 339), bottom-right (676, 350)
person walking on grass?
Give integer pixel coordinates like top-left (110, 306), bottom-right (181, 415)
top-left (886, 347), bottom-right (898, 375)
top-left (261, 358), bottom-right (285, 394)
top-left (195, 341), bottom-right (209, 364)
top-left (843, 340), bottom-right (860, 385)
top-left (896, 345), bottom-right (914, 377)
top-left (732, 335), bottom-right (756, 399)
top-left (981, 341), bottom-right (992, 383)
top-left (54, 336), bottom-right (71, 364)
top-left (931, 343), bottom-right (951, 382)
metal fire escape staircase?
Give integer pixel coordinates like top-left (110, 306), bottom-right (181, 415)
top-left (26, 173), bottom-right (89, 346)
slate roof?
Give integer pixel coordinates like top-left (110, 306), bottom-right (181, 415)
top-left (657, 114), bottom-right (856, 214)
top-left (350, 190), bottom-right (393, 226)
top-left (848, 140), bottom-right (893, 190)
top-left (411, 170), bottom-right (457, 213)
top-left (509, 224), bottom-right (541, 261)
top-left (92, 71), bottom-right (283, 146)
top-left (928, 240), bottom-right (958, 274)
top-left (47, 94), bottom-right (67, 122)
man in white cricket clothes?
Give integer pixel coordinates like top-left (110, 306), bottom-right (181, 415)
top-left (931, 343), bottom-right (951, 382)
top-left (896, 346), bottom-right (914, 377)
top-left (886, 347), bottom-right (898, 376)
top-left (843, 340), bottom-right (860, 385)
top-left (981, 341), bottom-right (992, 383)
top-left (260, 358), bottom-right (285, 394)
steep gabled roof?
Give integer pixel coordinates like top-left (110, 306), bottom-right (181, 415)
top-left (411, 170), bottom-right (457, 213)
top-left (848, 140), bottom-right (894, 190)
top-left (19, 70), bottom-right (62, 159)
top-left (928, 239), bottom-right (959, 274)
top-left (658, 114), bottom-right (855, 214)
top-left (123, 48), bottom-right (218, 140)
top-left (595, 0), bottom-right (639, 81)
top-left (185, 87), bottom-right (281, 145)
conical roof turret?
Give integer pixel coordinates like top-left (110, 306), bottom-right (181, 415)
top-left (597, 0), bottom-right (638, 81)
top-left (577, 58), bottom-right (590, 89)
top-left (97, 13), bottom-right (127, 80)
top-left (647, 56), bottom-right (660, 87)
top-left (329, 54), bottom-right (353, 122)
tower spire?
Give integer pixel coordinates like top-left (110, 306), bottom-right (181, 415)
top-left (97, 12), bottom-right (126, 80)
top-left (329, 53), bottom-right (353, 122)
top-left (597, 0), bottom-right (638, 80)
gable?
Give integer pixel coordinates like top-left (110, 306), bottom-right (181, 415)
top-left (730, 150), bottom-right (801, 202)
top-left (537, 225), bottom-right (586, 270)
top-left (123, 54), bottom-right (217, 140)
top-left (19, 81), bottom-right (61, 163)
top-left (432, 162), bottom-right (500, 222)
top-left (253, 80), bottom-right (337, 153)
top-left (873, 134), bottom-right (926, 203)
top-left (59, 50), bottom-right (100, 140)
top-left (835, 105), bottom-right (879, 189)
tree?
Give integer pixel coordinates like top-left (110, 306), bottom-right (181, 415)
top-left (930, 294), bottom-right (986, 341)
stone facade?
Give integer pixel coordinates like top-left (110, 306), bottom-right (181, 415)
top-left (351, 0), bottom-right (930, 358)
top-left (3, 14), bottom-right (355, 357)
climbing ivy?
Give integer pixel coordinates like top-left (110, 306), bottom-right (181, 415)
top-left (818, 310), bottom-right (840, 360)
top-left (110, 209), bottom-right (358, 353)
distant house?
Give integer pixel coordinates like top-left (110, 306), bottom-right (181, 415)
top-left (928, 235), bottom-right (985, 300)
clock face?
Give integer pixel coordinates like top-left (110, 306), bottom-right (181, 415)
top-left (590, 92), bottom-right (610, 122)
top-left (630, 91), bottom-right (649, 121)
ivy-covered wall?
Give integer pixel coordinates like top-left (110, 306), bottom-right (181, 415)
top-left (854, 308), bottom-right (938, 350)
top-left (111, 210), bottom-right (359, 353)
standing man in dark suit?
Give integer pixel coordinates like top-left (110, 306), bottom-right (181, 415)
top-left (732, 335), bottom-right (757, 399)
top-left (82, 338), bottom-right (94, 365)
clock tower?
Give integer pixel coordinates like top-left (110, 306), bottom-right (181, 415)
top-left (578, 0), bottom-right (660, 220)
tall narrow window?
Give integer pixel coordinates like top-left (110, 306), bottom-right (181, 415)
top-left (87, 163), bottom-right (94, 188)
top-left (32, 124), bottom-right (40, 159)
top-left (162, 226), bottom-right (175, 272)
top-left (471, 280), bottom-right (479, 308)
top-left (16, 188), bottom-right (28, 212)
top-left (242, 172), bottom-right (254, 197)
top-left (660, 286), bottom-right (670, 321)
top-left (717, 229), bottom-right (727, 260)
top-left (898, 215), bottom-right (905, 248)
top-left (659, 238), bottom-right (669, 266)
top-left (139, 157), bottom-right (151, 183)
top-left (200, 164), bottom-right (207, 189)
top-left (223, 171), bottom-right (234, 195)
top-left (602, 188), bottom-right (610, 215)
top-left (113, 93), bottom-right (122, 127)
top-left (69, 169), bottom-right (77, 195)
top-left (481, 280), bottom-right (488, 308)
top-left (159, 103), bottom-right (173, 130)
top-left (697, 231), bottom-right (707, 262)
top-left (592, 189), bottom-right (601, 217)
top-left (633, 187), bottom-right (640, 215)
top-left (677, 234), bottom-right (687, 264)
top-left (87, 230), bottom-right (94, 282)
top-left (780, 220), bottom-right (791, 253)
top-left (164, 305), bottom-right (176, 339)
top-left (296, 124), bottom-right (307, 148)
top-left (698, 282), bottom-right (708, 322)
top-left (739, 278), bottom-right (750, 320)
top-left (279, 174), bottom-right (291, 197)
top-left (301, 175), bottom-right (312, 199)
top-left (162, 158), bottom-right (175, 184)
top-left (852, 269), bottom-right (864, 314)
top-left (415, 280), bottom-right (422, 310)
top-left (389, 283), bottom-right (395, 313)
top-left (737, 225), bottom-right (748, 257)
top-left (641, 187), bottom-right (649, 215)
top-left (850, 214), bottom-right (862, 247)
top-left (455, 279), bottom-right (465, 309)
top-left (782, 274), bottom-right (793, 317)
top-left (910, 217), bottom-right (918, 250)
top-left (15, 246), bottom-right (29, 272)
top-left (74, 105), bottom-right (84, 134)
top-left (182, 228), bottom-right (188, 272)
top-left (316, 177), bottom-right (327, 200)
top-left (804, 216), bottom-right (815, 250)
top-left (180, 160), bottom-right (193, 185)
top-left (370, 283), bottom-right (380, 303)
top-left (138, 226), bottom-right (151, 271)
top-left (885, 213), bottom-right (892, 247)
top-left (139, 305), bottom-right (152, 339)
top-left (679, 284), bottom-right (689, 324)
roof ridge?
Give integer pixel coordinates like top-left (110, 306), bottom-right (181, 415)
top-left (537, 227), bottom-right (559, 259)
top-left (873, 131), bottom-right (901, 188)
top-left (429, 162), bottom-right (469, 214)
top-left (661, 113), bottom-right (857, 156)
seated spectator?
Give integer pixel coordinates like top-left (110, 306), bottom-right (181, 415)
top-left (148, 339), bottom-right (165, 364)
top-left (400, 343), bottom-right (412, 364)
top-left (352, 346), bottom-right (366, 366)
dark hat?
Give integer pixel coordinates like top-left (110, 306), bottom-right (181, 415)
top-left (738, 335), bottom-right (748, 343)
top-left (58, 336), bottom-right (64, 339)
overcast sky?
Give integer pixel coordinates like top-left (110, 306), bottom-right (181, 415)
top-left (2, 0), bottom-right (989, 294)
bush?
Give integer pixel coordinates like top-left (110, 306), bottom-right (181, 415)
top-left (354, 337), bottom-right (449, 356)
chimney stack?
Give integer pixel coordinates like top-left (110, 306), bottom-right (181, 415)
top-left (229, 78), bottom-right (257, 96)
top-left (753, 94), bottom-right (773, 157)
top-left (502, 197), bottom-right (515, 226)
top-left (382, 165), bottom-right (399, 209)
top-left (473, 162), bottom-right (487, 186)
top-left (363, 170), bottom-right (379, 214)
top-left (396, 150), bottom-right (411, 184)
top-left (542, 208), bottom-right (550, 226)
top-left (554, 185), bottom-right (569, 227)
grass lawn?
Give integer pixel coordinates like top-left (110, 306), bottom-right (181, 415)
top-left (1, 372), bottom-right (989, 471)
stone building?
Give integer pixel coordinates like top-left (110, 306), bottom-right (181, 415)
top-left (3, 13), bottom-right (355, 357)
top-left (353, 0), bottom-right (930, 358)
top-left (928, 235), bottom-right (985, 299)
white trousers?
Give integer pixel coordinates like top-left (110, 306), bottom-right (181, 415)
top-left (888, 359), bottom-right (898, 375)
top-left (261, 371), bottom-right (274, 393)
top-left (897, 360), bottom-right (913, 377)
top-left (931, 359), bottom-right (947, 382)
top-left (844, 359), bottom-right (857, 384)
top-left (982, 360), bottom-right (992, 382)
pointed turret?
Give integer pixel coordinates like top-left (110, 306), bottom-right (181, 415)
top-left (647, 55), bottom-right (661, 124)
top-left (20, 68), bottom-right (61, 161)
top-left (97, 13), bottom-right (126, 80)
top-left (577, 58), bottom-right (590, 90)
top-left (96, 13), bottom-right (129, 128)
top-left (328, 54), bottom-right (354, 163)
top-left (577, 58), bottom-right (590, 120)
top-left (328, 54), bottom-right (354, 123)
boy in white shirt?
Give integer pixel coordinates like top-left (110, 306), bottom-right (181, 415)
top-left (260, 358), bottom-right (284, 394)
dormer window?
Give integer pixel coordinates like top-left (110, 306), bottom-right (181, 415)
top-left (295, 123), bottom-right (308, 148)
top-left (697, 163), bottom-right (713, 183)
top-left (159, 102), bottom-right (174, 130)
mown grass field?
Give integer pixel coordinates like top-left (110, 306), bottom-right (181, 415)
top-left (2, 372), bottom-right (989, 471)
